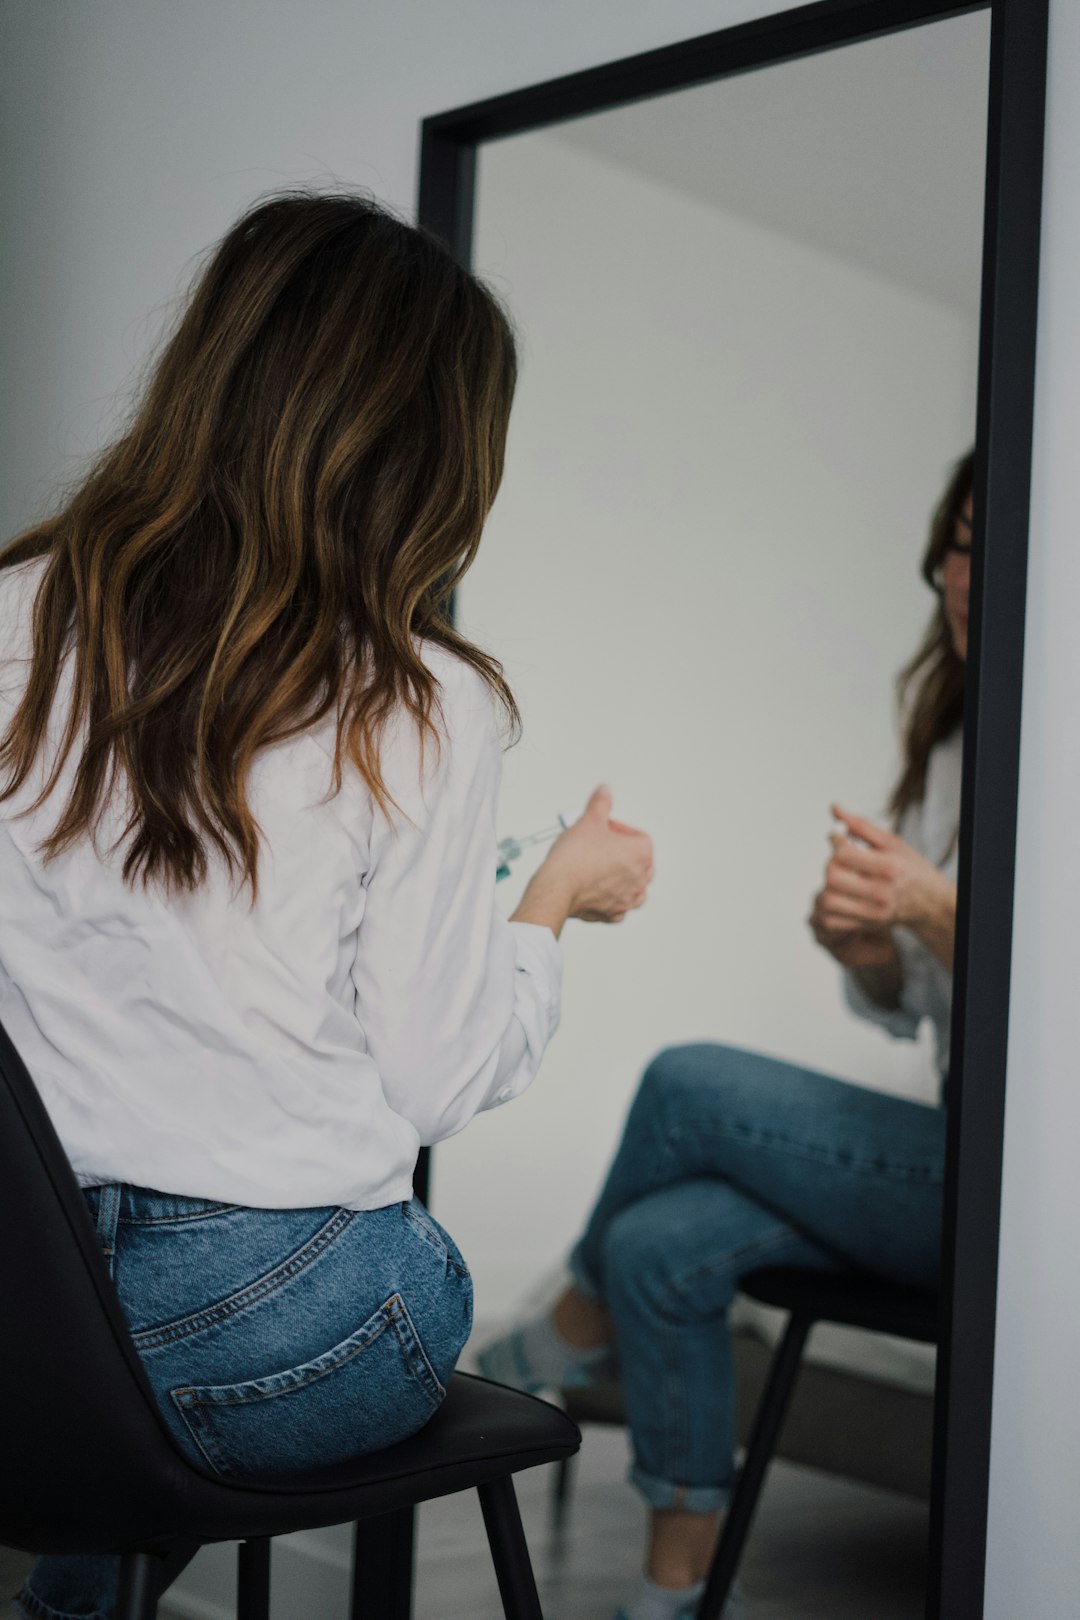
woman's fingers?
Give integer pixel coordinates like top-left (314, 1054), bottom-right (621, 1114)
top-left (811, 907), bottom-right (863, 941)
top-left (818, 889), bottom-right (888, 926)
top-left (810, 912), bottom-right (854, 940)
top-left (826, 860), bottom-right (871, 894)
top-left (584, 783), bottom-right (614, 821)
top-left (831, 804), bottom-right (893, 851)
top-left (830, 837), bottom-right (897, 883)
top-left (810, 886), bottom-right (894, 967)
top-left (546, 787), bottom-right (655, 925)
top-left (809, 891), bottom-right (856, 932)
top-left (825, 861), bottom-right (891, 905)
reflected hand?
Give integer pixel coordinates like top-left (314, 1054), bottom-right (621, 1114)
top-left (809, 806), bottom-right (905, 968)
top-left (808, 889), bottom-right (897, 968)
top-left (825, 806), bottom-right (955, 933)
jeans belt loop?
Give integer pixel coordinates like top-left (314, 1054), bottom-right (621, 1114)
top-left (95, 1183), bottom-right (123, 1278)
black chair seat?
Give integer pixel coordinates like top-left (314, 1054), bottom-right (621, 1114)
top-left (1, 1372), bottom-right (578, 1559)
top-left (0, 1014), bottom-right (578, 1619)
top-left (740, 1265), bottom-right (939, 1342)
top-left (247, 1371), bottom-right (578, 1500)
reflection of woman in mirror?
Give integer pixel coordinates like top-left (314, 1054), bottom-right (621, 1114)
top-left (479, 450), bottom-right (974, 1620)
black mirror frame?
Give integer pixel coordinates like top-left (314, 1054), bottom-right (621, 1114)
top-left (416, 3), bottom-right (1047, 1615)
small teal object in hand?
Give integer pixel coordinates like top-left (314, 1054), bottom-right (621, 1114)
top-left (495, 812), bottom-right (576, 881)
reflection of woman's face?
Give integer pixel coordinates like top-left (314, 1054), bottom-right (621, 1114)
top-left (942, 490), bottom-right (972, 662)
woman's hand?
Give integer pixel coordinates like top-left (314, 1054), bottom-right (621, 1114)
top-left (511, 786), bottom-right (654, 937)
top-left (808, 894), bottom-right (898, 969)
top-left (814, 805), bottom-right (956, 971)
top-left (808, 812), bottom-right (904, 1006)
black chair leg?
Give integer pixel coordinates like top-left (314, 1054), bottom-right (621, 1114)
top-left (696, 1313), bottom-right (813, 1620)
top-left (351, 1505), bottom-right (415, 1620)
top-left (551, 1452), bottom-right (576, 1531)
top-left (116, 1551), bottom-right (159, 1620)
top-left (237, 1537), bottom-right (271, 1620)
top-left (478, 1475), bottom-right (544, 1620)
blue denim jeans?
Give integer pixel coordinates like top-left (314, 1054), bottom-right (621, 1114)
top-left (16, 1186), bottom-right (472, 1620)
top-left (568, 1043), bottom-right (945, 1512)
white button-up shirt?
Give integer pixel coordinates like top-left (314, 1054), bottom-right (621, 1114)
top-left (0, 558), bottom-right (561, 1210)
top-left (843, 726), bottom-right (962, 1084)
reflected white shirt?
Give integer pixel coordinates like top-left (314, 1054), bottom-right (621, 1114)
top-left (0, 558), bottom-right (561, 1210)
top-left (843, 726), bottom-right (962, 1082)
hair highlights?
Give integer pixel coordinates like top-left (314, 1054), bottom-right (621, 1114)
top-left (889, 447), bottom-right (974, 825)
top-left (0, 192), bottom-right (519, 894)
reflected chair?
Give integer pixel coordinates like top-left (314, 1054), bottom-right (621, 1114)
top-left (0, 1016), bottom-right (579, 1620)
top-left (556, 1266), bottom-right (937, 1620)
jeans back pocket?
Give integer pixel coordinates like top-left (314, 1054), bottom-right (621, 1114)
top-left (170, 1292), bottom-right (445, 1480)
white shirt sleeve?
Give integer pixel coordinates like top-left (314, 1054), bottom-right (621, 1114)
top-left (349, 654), bottom-right (562, 1148)
top-left (842, 928), bottom-right (928, 1042)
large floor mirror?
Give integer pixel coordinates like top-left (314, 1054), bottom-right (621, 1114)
top-left (419, 2), bottom-right (1046, 1616)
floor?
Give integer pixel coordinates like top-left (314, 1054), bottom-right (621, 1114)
top-left (2, 1426), bottom-right (928, 1619)
top-left (408, 1426), bottom-right (928, 1620)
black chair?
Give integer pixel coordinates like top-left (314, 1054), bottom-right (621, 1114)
top-left (695, 1266), bottom-right (938, 1618)
top-left (557, 1266), bottom-right (937, 1619)
top-left (0, 1017), bottom-right (580, 1620)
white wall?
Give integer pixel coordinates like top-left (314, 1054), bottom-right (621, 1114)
top-left (1, 1), bottom-right (1076, 1615)
top-left (0, 0), bottom-right (759, 546)
top-left (984, 1), bottom-right (1080, 1614)
top-left (445, 126), bottom-right (973, 1311)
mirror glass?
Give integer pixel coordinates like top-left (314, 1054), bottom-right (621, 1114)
top-left (441, 14), bottom-right (990, 1615)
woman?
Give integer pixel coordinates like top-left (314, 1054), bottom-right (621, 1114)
top-left (0, 192), bottom-right (654, 1620)
top-left (479, 450), bottom-right (974, 1620)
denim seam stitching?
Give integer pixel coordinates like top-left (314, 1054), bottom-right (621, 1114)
top-left (661, 1315), bottom-right (686, 1496)
top-left (648, 1228), bottom-right (802, 1489)
top-left (670, 1120), bottom-right (944, 1184)
top-left (132, 1207), bottom-right (355, 1351)
top-left (118, 1207), bottom-right (234, 1227)
top-left (401, 1203), bottom-right (470, 1280)
top-left (647, 1094), bottom-right (694, 1493)
top-left (172, 1297), bottom-right (401, 1409)
top-left (401, 1202), bottom-right (443, 1249)
top-left (169, 1293), bottom-right (443, 1477)
top-left (389, 1294), bottom-right (446, 1407)
top-left (169, 1301), bottom-right (399, 1478)
top-left (176, 1414), bottom-right (229, 1478)
top-left (664, 1225), bottom-right (821, 1301)
top-left (171, 1393), bottom-right (235, 1477)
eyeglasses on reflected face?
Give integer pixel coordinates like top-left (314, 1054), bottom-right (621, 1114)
top-left (932, 508), bottom-right (973, 592)
top-left (943, 509), bottom-right (973, 561)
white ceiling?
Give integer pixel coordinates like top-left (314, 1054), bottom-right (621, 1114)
top-left (548, 12), bottom-right (990, 317)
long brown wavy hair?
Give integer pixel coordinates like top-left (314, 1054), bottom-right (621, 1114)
top-left (888, 447), bottom-right (974, 825)
top-left (0, 192), bottom-right (519, 896)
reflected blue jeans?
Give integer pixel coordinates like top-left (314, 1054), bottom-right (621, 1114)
top-left (15, 1187), bottom-right (472, 1620)
top-left (568, 1043), bottom-right (945, 1512)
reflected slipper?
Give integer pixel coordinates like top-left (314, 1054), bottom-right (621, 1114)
top-left (613, 1575), bottom-right (745, 1620)
top-left (475, 1315), bottom-right (614, 1394)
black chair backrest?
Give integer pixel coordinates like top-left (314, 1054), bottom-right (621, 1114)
top-left (0, 1015), bottom-right (192, 1553)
